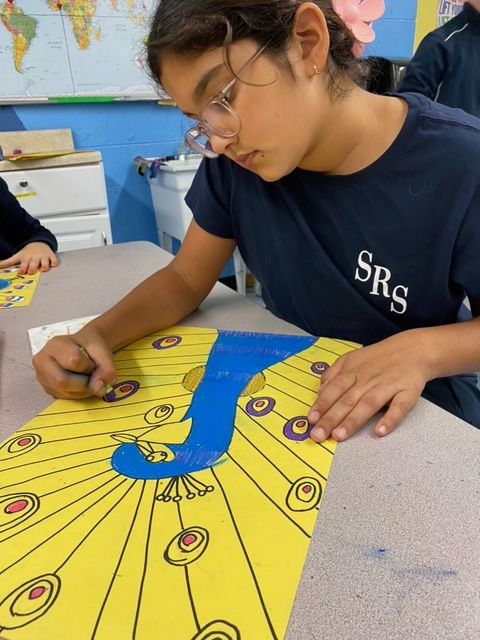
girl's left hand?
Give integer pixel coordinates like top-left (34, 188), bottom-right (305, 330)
top-left (307, 330), bottom-right (433, 443)
top-left (0, 242), bottom-right (58, 274)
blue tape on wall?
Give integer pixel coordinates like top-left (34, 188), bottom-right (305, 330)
top-left (0, 106), bottom-right (25, 132)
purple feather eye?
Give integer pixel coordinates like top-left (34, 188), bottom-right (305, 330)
top-left (311, 361), bottom-right (329, 375)
top-left (283, 417), bottom-right (313, 441)
top-left (152, 336), bottom-right (182, 350)
top-left (103, 381), bottom-right (140, 403)
top-left (246, 397), bottom-right (275, 417)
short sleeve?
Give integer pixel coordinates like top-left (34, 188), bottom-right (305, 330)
top-left (185, 156), bottom-right (235, 239)
top-left (451, 184), bottom-right (480, 302)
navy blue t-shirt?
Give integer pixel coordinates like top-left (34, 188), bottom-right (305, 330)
top-left (186, 92), bottom-right (480, 426)
top-left (186, 92), bottom-right (480, 347)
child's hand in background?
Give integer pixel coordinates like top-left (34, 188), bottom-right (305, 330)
top-left (0, 241), bottom-right (58, 274)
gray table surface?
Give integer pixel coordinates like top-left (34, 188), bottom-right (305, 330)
top-left (1, 242), bottom-right (479, 640)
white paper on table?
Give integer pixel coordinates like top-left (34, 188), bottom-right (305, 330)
top-left (28, 315), bottom-right (99, 355)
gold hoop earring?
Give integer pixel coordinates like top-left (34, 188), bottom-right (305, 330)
top-left (313, 64), bottom-right (321, 75)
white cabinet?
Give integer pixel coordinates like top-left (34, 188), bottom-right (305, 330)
top-left (0, 161), bottom-right (112, 252)
top-left (34, 214), bottom-right (111, 252)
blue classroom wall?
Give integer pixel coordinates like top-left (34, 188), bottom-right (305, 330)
top-left (3, 101), bottom-right (189, 245)
top-left (0, 0), bottom-right (419, 254)
top-left (366, 0), bottom-right (417, 61)
top-left (0, 101), bottom-right (236, 276)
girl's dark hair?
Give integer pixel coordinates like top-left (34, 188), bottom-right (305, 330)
top-left (146, 1), bottom-right (367, 95)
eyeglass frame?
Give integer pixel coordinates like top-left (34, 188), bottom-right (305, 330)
top-left (184, 43), bottom-right (268, 158)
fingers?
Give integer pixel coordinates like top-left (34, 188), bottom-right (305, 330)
top-left (4, 246), bottom-right (57, 274)
top-left (33, 336), bottom-right (116, 400)
top-left (0, 256), bottom-right (16, 269)
top-left (374, 390), bottom-right (417, 437)
top-left (308, 371), bottom-right (358, 436)
top-left (34, 353), bottom-right (93, 399)
top-left (73, 342), bottom-right (117, 397)
top-left (311, 385), bottom-right (391, 442)
top-left (40, 256), bottom-right (50, 272)
top-left (40, 252), bottom-right (58, 272)
top-left (18, 256), bottom-right (31, 275)
top-left (26, 256), bottom-right (40, 275)
top-left (308, 375), bottom-right (420, 443)
top-left (76, 346), bottom-right (96, 375)
top-left (32, 317), bottom-right (120, 401)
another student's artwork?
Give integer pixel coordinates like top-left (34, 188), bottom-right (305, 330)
top-left (0, 326), bottom-right (358, 640)
top-left (415, 0), bottom-right (465, 46)
top-left (28, 314), bottom-right (99, 355)
top-left (0, 267), bottom-right (40, 309)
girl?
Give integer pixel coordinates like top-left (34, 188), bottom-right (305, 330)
top-left (33, 0), bottom-right (480, 443)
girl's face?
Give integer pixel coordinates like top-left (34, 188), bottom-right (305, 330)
top-left (160, 39), bottom-right (335, 182)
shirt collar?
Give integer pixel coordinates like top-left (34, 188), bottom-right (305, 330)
top-left (463, 2), bottom-right (480, 29)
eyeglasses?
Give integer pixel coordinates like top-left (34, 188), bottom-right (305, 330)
top-left (184, 44), bottom-right (267, 159)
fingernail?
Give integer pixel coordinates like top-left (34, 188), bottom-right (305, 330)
top-left (333, 427), bottom-right (347, 441)
top-left (377, 425), bottom-right (388, 436)
top-left (311, 427), bottom-right (326, 441)
top-left (308, 410), bottom-right (320, 423)
top-left (93, 380), bottom-right (105, 396)
top-left (103, 384), bottom-right (114, 395)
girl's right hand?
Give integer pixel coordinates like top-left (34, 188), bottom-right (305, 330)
top-left (32, 327), bottom-right (117, 400)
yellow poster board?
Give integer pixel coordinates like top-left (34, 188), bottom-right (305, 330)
top-left (0, 326), bottom-right (358, 640)
top-left (0, 267), bottom-right (40, 309)
top-left (415, 0), bottom-right (466, 48)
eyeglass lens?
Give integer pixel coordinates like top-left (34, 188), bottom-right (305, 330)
top-left (185, 101), bottom-right (241, 157)
top-left (184, 129), bottom-right (218, 158)
top-left (202, 100), bottom-right (241, 137)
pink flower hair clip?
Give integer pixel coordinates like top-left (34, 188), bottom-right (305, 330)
top-left (332, 0), bottom-right (385, 58)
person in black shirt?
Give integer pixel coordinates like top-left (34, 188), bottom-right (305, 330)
top-left (398, 1), bottom-right (480, 117)
top-left (0, 176), bottom-right (58, 274)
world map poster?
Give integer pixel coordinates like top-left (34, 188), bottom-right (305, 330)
top-left (0, 0), bottom-right (160, 100)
